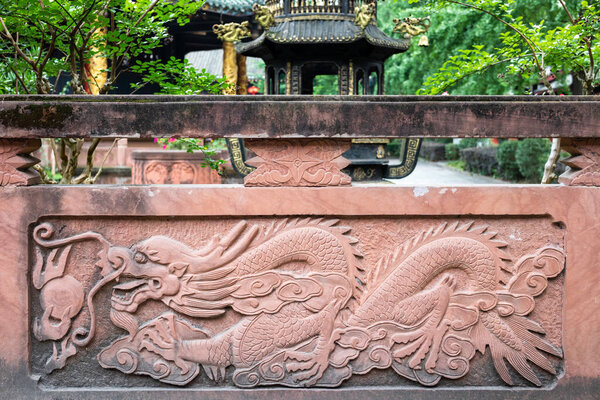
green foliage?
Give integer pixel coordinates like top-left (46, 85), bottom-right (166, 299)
top-left (154, 138), bottom-right (225, 170)
top-left (0, 0), bottom-right (205, 94)
top-left (312, 75), bottom-right (338, 95)
top-left (130, 58), bottom-right (231, 95)
top-left (420, 141), bottom-right (446, 161)
top-left (497, 140), bottom-right (522, 181)
top-left (380, 1), bottom-right (509, 94)
top-left (426, 138), bottom-right (453, 143)
top-left (457, 138), bottom-right (482, 149)
top-left (445, 143), bottom-right (459, 160)
top-left (383, 0), bottom-right (598, 95)
top-left (515, 138), bottom-right (551, 182)
top-left (460, 146), bottom-right (498, 176)
top-left (387, 139), bottom-right (405, 158)
top-left (447, 159), bottom-right (466, 170)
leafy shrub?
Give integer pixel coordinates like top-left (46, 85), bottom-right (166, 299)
top-left (447, 159), bottom-right (466, 171)
top-left (445, 143), bottom-right (460, 160)
top-left (497, 140), bottom-right (522, 181)
top-left (460, 147), bottom-right (498, 176)
top-left (425, 138), bottom-right (454, 144)
top-left (420, 142), bottom-right (446, 161)
top-left (515, 139), bottom-right (551, 182)
top-left (387, 139), bottom-right (404, 158)
top-left (458, 138), bottom-right (482, 149)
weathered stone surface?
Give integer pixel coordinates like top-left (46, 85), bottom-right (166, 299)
top-left (1, 95), bottom-right (600, 139)
top-left (0, 185), bottom-right (598, 399)
top-left (559, 138), bottom-right (600, 186)
top-left (132, 150), bottom-right (221, 184)
top-left (0, 138), bottom-right (41, 186)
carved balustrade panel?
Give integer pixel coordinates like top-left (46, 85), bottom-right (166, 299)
top-left (244, 139), bottom-right (352, 187)
top-left (30, 216), bottom-right (564, 389)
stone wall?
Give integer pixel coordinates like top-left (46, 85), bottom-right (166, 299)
top-left (0, 96), bottom-right (598, 399)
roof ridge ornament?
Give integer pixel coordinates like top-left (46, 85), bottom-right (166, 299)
top-left (253, 4), bottom-right (276, 30)
top-left (354, 2), bottom-right (376, 29)
top-left (393, 16), bottom-right (431, 47)
top-left (212, 21), bottom-right (252, 42)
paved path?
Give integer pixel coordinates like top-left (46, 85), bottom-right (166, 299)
top-left (386, 160), bottom-right (505, 185)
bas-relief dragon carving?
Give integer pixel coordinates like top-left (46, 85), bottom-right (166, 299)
top-left (32, 219), bottom-right (565, 388)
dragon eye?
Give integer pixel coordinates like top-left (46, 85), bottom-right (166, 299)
top-left (134, 252), bottom-right (147, 264)
top-left (149, 278), bottom-right (162, 290)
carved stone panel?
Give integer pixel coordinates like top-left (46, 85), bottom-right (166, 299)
top-left (244, 139), bottom-right (352, 186)
top-left (0, 138), bottom-right (41, 186)
top-left (30, 216), bottom-right (564, 390)
top-left (131, 150), bottom-right (221, 184)
top-left (559, 138), bottom-right (600, 186)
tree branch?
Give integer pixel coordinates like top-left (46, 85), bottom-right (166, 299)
top-left (91, 138), bottom-right (118, 183)
top-left (425, 53), bottom-right (533, 94)
top-left (445, 0), bottom-right (554, 94)
top-left (557, 0), bottom-right (575, 25)
top-left (7, 64), bottom-right (30, 94)
top-left (73, 138), bottom-right (100, 184)
top-left (0, 17), bottom-right (37, 70)
top-left (33, 164), bottom-right (56, 184)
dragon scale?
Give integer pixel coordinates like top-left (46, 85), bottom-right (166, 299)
top-left (231, 226), bottom-right (352, 276)
top-left (350, 236), bottom-right (500, 326)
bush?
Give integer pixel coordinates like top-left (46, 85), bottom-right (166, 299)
top-left (387, 139), bottom-right (404, 158)
top-left (426, 138), bottom-right (454, 144)
top-left (445, 143), bottom-right (460, 160)
top-left (515, 139), bottom-right (551, 182)
top-left (497, 140), bottom-right (522, 181)
top-left (460, 146), bottom-right (498, 176)
top-left (420, 141), bottom-right (446, 161)
top-left (458, 138), bottom-right (482, 149)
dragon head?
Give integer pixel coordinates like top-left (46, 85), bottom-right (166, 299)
top-left (108, 222), bottom-right (259, 316)
top-left (109, 236), bottom-right (190, 313)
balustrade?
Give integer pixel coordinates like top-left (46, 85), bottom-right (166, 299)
top-left (0, 95), bottom-right (598, 399)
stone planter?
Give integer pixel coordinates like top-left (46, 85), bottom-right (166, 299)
top-left (131, 150), bottom-right (222, 184)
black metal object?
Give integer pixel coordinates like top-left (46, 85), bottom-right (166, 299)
top-left (234, 0), bottom-right (421, 181)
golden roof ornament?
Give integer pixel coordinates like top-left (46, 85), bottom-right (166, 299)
top-left (393, 16), bottom-right (430, 47)
top-left (213, 21), bottom-right (251, 42)
top-left (253, 4), bottom-right (275, 30)
top-left (354, 2), bottom-right (376, 29)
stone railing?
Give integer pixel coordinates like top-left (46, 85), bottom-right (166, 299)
top-left (0, 95), bottom-right (598, 399)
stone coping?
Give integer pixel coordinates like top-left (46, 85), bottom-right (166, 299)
top-left (1, 95), bottom-right (599, 139)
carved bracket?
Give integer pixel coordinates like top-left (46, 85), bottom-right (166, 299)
top-left (559, 138), bottom-right (600, 186)
top-left (244, 139), bottom-right (352, 187)
top-left (0, 139), bottom-right (41, 186)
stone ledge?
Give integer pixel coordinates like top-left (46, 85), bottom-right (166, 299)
top-left (1, 95), bottom-right (599, 139)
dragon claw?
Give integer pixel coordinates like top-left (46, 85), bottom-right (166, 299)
top-left (283, 351), bottom-right (328, 385)
top-left (285, 350), bottom-right (314, 362)
top-left (202, 365), bottom-right (226, 382)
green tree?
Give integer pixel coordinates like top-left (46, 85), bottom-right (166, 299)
top-left (0, 0), bottom-right (228, 183)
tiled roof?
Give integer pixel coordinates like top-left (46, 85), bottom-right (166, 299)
top-left (237, 20), bottom-right (410, 53)
top-left (205, 0), bottom-right (265, 14)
